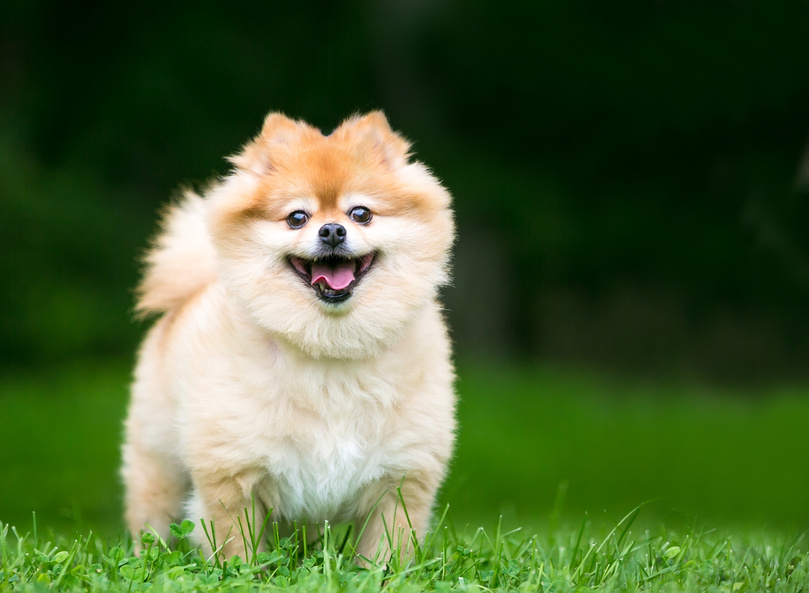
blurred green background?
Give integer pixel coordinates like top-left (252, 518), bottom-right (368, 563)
top-left (2, 1), bottom-right (809, 536)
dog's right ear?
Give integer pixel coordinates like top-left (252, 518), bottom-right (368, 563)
top-left (228, 112), bottom-right (301, 174)
top-left (259, 112), bottom-right (301, 144)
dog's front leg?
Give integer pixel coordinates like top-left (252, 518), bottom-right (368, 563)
top-left (354, 473), bottom-right (436, 566)
top-left (187, 468), bottom-right (268, 561)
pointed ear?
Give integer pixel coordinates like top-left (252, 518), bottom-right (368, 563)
top-left (337, 111), bottom-right (412, 169)
top-left (227, 112), bottom-right (301, 174)
top-left (259, 112), bottom-right (301, 143)
top-left (350, 111), bottom-right (393, 134)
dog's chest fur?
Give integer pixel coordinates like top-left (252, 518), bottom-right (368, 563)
top-left (246, 358), bottom-right (399, 522)
top-left (265, 419), bottom-right (384, 521)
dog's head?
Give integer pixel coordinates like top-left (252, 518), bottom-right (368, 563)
top-left (207, 111), bottom-right (454, 359)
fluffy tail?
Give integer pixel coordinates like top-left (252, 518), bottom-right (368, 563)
top-left (135, 190), bottom-right (217, 316)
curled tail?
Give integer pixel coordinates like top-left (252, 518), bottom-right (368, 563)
top-left (136, 190), bottom-right (217, 316)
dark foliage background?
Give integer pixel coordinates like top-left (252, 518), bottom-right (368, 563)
top-left (4, 0), bottom-right (809, 381)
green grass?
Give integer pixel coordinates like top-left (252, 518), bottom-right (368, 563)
top-left (0, 360), bottom-right (128, 534)
top-left (2, 357), bottom-right (809, 533)
top-left (446, 361), bottom-right (809, 530)
top-left (3, 510), bottom-right (809, 592)
top-left (2, 358), bottom-right (809, 589)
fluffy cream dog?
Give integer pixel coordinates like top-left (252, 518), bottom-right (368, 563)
top-left (121, 111), bottom-right (456, 562)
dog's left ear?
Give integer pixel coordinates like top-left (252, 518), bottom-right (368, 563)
top-left (337, 111), bottom-right (412, 169)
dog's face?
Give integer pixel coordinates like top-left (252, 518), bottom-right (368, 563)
top-left (207, 112), bottom-right (454, 359)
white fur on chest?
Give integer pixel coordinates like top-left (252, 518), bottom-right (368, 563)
top-left (266, 422), bottom-right (385, 522)
top-left (253, 353), bottom-right (398, 523)
top-left (178, 322), bottom-right (418, 525)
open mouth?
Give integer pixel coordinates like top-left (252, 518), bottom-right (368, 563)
top-left (289, 252), bottom-right (376, 304)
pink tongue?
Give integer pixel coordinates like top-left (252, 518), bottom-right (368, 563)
top-left (310, 261), bottom-right (355, 290)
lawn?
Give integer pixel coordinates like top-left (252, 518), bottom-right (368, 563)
top-left (1, 358), bottom-right (808, 590)
top-left (3, 508), bottom-right (809, 591)
top-left (447, 361), bottom-right (809, 531)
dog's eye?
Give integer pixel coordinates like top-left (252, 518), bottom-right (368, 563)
top-left (349, 206), bottom-right (372, 225)
top-left (286, 211), bottom-right (309, 229)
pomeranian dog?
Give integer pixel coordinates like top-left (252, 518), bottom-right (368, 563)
top-left (121, 111), bottom-right (456, 562)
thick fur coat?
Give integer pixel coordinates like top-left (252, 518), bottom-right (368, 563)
top-left (121, 112), bottom-right (456, 561)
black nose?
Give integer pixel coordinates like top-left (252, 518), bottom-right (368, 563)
top-left (318, 223), bottom-right (347, 247)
